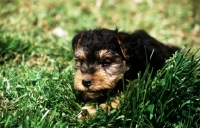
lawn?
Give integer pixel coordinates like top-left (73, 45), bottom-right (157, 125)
top-left (0, 0), bottom-right (200, 127)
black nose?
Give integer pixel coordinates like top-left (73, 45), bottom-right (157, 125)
top-left (82, 79), bottom-right (92, 87)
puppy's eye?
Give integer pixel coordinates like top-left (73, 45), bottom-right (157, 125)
top-left (78, 60), bottom-right (85, 64)
top-left (98, 60), bottom-right (111, 67)
top-left (102, 62), bottom-right (111, 66)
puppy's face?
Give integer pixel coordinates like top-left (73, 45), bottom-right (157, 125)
top-left (74, 48), bottom-right (129, 99)
top-left (72, 29), bottom-right (131, 100)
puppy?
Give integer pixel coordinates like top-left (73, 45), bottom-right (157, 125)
top-left (72, 28), bottom-right (180, 119)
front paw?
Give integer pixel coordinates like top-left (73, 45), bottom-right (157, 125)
top-left (77, 106), bottom-right (97, 119)
top-left (99, 96), bottom-right (121, 112)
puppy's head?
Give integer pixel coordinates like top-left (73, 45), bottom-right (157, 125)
top-left (72, 29), bottom-right (132, 100)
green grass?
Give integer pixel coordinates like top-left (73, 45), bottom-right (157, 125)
top-left (0, 0), bottom-right (200, 127)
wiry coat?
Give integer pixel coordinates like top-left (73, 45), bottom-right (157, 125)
top-left (72, 28), bottom-right (180, 101)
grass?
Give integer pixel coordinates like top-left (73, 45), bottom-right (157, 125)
top-left (0, 0), bottom-right (200, 127)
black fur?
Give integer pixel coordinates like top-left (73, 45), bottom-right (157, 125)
top-left (72, 28), bottom-right (180, 80)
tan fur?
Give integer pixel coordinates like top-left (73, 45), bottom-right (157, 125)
top-left (74, 68), bottom-right (125, 99)
top-left (98, 50), bottom-right (114, 60)
top-left (74, 48), bottom-right (87, 60)
top-left (73, 28), bottom-right (180, 120)
top-left (74, 33), bottom-right (84, 52)
top-left (74, 55), bottom-right (128, 99)
top-left (117, 37), bottom-right (130, 60)
top-left (77, 94), bottom-right (123, 119)
top-left (74, 49), bottom-right (130, 119)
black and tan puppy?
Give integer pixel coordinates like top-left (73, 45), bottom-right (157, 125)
top-left (72, 28), bottom-right (180, 118)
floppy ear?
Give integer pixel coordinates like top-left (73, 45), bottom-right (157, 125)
top-left (72, 32), bottom-right (84, 52)
top-left (116, 33), bottom-right (133, 60)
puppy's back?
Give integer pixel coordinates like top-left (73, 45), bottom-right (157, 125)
top-left (124, 30), bottom-right (180, 78)
top-left (131, 29), bottom-right (180, 57)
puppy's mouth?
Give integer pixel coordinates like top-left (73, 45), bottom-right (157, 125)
top-left (81, 90), bottom-right (109, 100)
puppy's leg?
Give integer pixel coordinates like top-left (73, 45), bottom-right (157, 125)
top-left (99, 93), bottom-right (123, 112)
top-left (77, 94), bottom-right (123, 119)
top-left (77, 105), bottom-right (97, 119)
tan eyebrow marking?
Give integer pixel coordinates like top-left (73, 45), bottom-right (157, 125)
top-left (75, 33), bottom-right (84, 52)
top-left (74, 48), bottom-right (87, 60)
top-left (98, 50), bottom-right (114, 60)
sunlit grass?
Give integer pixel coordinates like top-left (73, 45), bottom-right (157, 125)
top-left (0, 0), bottom-right (199, 127)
